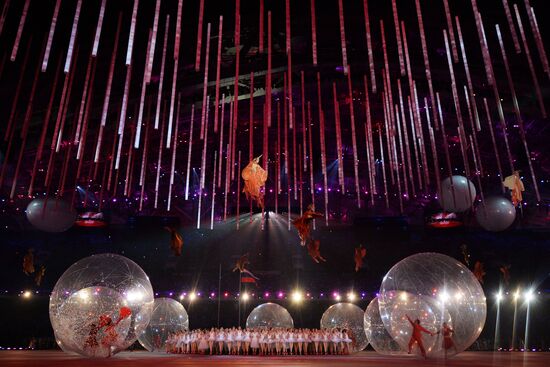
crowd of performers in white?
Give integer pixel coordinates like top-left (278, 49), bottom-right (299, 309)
top-left (165, 327), bottom-right (355, 355)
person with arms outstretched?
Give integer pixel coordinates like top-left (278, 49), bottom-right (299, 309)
top-left (406, 314), bottom-right (434, 358)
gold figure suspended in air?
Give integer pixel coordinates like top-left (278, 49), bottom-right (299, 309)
top-left (241, 155), bottom-right (268, 210)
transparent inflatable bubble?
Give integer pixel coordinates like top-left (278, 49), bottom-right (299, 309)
top-left (49, 254), bottom-right (154, 357)
top-left (364, 297), bottom-right (404, 355)
top-left (246, 303), bottom-right (293, 329)
top-left (320, 302), bottom-right (368, 353)
top-left (476, 196), bottom-right (516, 232)
top-left (138, 298), bottom-right (189, 352)
top-left (26, 198), bottom-right (76, 233)
top-left (379, 253), bottom-right (486, 358)
top-left (439, 176), bottom-right (476, 213)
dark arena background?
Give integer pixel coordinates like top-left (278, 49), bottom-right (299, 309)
top-left (0, 0), bottom-right (549, 366)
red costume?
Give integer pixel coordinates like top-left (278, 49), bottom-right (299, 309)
top-left (165, 227), bottom-right (183, 256)
top-left (406, 315), bottom-right (433, 358)
top-left (307, 240), bottom-right (326, 263)
top-left (440, 324), bottom-right (455, 350)
top-left (292, 205), bottom-right (323, 246)
top-left (242, 156), bottom-right (268, 209)
top-left (354, 246), bottom-right (366, 272)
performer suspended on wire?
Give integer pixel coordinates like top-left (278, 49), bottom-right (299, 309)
top-left (405, 315), bottom-right (435, 359)
top-left (354, 245), bottom-right (366, 272)
top-left (503, 170), bottom-right (524, 207)
top-left (241, 155), bottom-right (268, 210)
top-left (307, 240), bottom-right (326, 263)
top-left (22, 248), bottom-right (35, 275)
top-left (473, 261), bottom-right (486, 284)
top-left (164, 226), bottom-right (184, 256)
top-left (292, 204), bottom-right (323, 246)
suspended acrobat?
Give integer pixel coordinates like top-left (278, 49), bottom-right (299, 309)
top-left (241, 155), bottom-right (268, 210)
top-left (292, 204), bottom-right (323, 246)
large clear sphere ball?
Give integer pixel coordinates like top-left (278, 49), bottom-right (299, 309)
top-left (246, 303), bottom-right (293, 329)
top-left (26, 198), bottom-right (76, 232)
top-left (320, 302), bottom-right (368, 353)
top-left (364, 297), bottom-right (404, 355)
top-left (475, 196), bottom-right (516, 232)
top-left (138, 298), bottom-right (189, 352)
top-left (438, 176), bottom-right (476, 212)
top-left (49, 254), bottom-right (154, 358)
top-left (379, 253), bottom-right (486, 358)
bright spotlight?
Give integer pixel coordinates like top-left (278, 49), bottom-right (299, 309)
top-left (439, 291), bottom-right (450, 303)
top-left (241, 292), bottom-right (250, 301)
top-left (189, 292), bottom-right (197, 302)
top-left (291, 290), bottom-right (304, 303)
top-left (347, 292), bottom-right (357, 302)
top-left (22, 290), bottom-right (32, 299)
top-left (513, 289), bottom-right (521, 302)
top-left (524, 289), bottom-right (535, 303)
top-left (495, 292), bottom-right (504, 303)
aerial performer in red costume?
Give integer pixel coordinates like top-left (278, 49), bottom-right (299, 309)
top-left (405, 315), bottom-right (435, 358)
top-left (241, 155), bottom-right (268, 210)
top-left (354, 245), bottom-right (366, 272)
top-left (164, 226), bottom-right (183, 256)
top-left (307, 240), bottom-right (326, 263)
top-left (437, 322), bottom-right (457, 358)
top-left (292, 204), bottom-right (323, 246)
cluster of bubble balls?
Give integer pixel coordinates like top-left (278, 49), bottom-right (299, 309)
top-left (246, 303), bottom-right (294, 329)
top-left (138, 298), bottom-right (189, 351)
top-left (320, 303), bottom-right (368, 353)
top-left (364, 253), bottom-right (486, 358)
top-left (49, 254), bottom-right (154, 358)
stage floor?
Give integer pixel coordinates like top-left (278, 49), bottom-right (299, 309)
top-left (0, 351), bottom-right (549, 367)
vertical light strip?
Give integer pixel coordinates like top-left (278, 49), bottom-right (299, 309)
top-left (337, 0), bottom-right (348, 74)
top-left (125, 0), bottom-right (140, 65)
top-left (154, 101), bottom-right (167, 209)
top-left (266, 11), bottom-right (272, 128)
top-left (249, 72), bottom-right (254, 161)
top-left (218, 96), bottom-right (225, 187)
top-left (442, 0), bottom-right (459, 63)
top-left (362, 0), bottom-right (376, 93)
top-left (214, 16), bottom-right (223, 133)
top-left (317, 73), bottom-right (328, 225)
top-left (115, 64), bottom-right (133, 169)
top-left (495, 24), bottom-right (540, 201)
top-left (155, 15), bottom-right (170, 130)
top-left (145, 0), bottom-right (161, 83)
top-left (310, 0), bottom-right (318, 65)
top-left (92, 0), bottom-right (107, 57)
top-left (42, 0), bottom-right (62, 72)
top-left (332, 83), bottom-right (344, 192)
top-left (455, 16), bottom-right (481, 131)
top-left (10, 0), bottom-right (30, 61)
top-left (259, 0), bottom-right (264, 53)
top-left (414, 0), bottom-right (439, 129)
top-left (0, 0), bottom-right (11, 37)
top-left (200, 23), bottom-right (212, 140)
top-left (195, 0), bottom-right (205, 72)
top-left (134, 29), bottom-right (153, 148)
top-left (514, 4), bottom-right (547, 117)
top-left (347, 68), bottom-right (360, 207)
top-left (64, 0), bottom-right (82, 73)
top-left (502, 0), bottom-right (521, 54)
top-left (94, 14), bottom-right (122, 162)
top-left (391, 0), bottom-right (405, 75)
top-left (524, 1), bottom-right (550, 78)
top-left (184, 105), bottom-right (195, 200)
